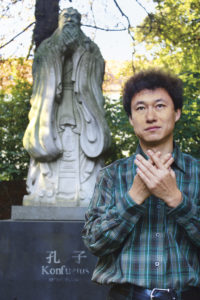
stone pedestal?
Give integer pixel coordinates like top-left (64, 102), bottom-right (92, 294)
top-left (11, 206), bottom-right (87, 221)
top-left (0, 214), bottom-right (109, 300)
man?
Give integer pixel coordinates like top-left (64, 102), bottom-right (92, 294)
top-left (23, 8), bottom-right (110, 206)
top-left (82, 69), bottom-right (200, 300)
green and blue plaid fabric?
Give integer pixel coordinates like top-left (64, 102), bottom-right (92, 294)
top-left (82, 144), bottom-right (200, 291)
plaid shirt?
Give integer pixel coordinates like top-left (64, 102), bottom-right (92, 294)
top-left (82, 144), bottom-right (200, 291)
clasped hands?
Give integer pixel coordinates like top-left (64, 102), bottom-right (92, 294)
top-left (128, 150), bottom-right (182, 208)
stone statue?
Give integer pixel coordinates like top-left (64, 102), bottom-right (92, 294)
top-left (23, 7), bottom-right (111, 207)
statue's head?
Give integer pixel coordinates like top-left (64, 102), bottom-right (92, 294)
top-left (59, 7), bottom-right (81, 29)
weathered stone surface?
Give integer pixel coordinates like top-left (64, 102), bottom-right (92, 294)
top-left (23, 7), bottom-right (110, 207)
top-left (11, 206), bottom-right (87, 221)
top-left (0, 220), bottom-right (109, 300)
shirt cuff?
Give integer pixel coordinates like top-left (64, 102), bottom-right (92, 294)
top-left (117, 192), bottom-right (146, 224)
top-left (167, 193), bottom-right (198, 225)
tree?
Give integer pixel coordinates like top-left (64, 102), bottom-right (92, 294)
top-left (104, 96), bottom-right (138, 164)
top-left (0, 0), bottom-right (199, 182)
top-left (119, 0), bottom-right (200, 158)
top-left (0, 58), bottom-right (32, 180)
top-left (0, 0), bottom-right (152, 60)
top-left (134, 0), bottom-right (200, 73)
top-left (34, 0), bottom-right (59, 49)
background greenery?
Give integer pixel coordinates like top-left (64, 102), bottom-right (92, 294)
top-left (0, 0), bottom-right (199, 181)
top-left (107, 0), bottom-right (200, 160)
top-left (0, 58), bottom-right (32, 180)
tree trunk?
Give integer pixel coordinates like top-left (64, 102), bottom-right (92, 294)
top-left (33, 0), bottom-right (59, 49)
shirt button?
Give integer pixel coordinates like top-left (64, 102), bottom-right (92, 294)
top-left (157, 205), bottom-right (161, 209)
top-left (155, 261), bottom-right (160, 267)
top-left (155, 233), bottom-right (160, 238)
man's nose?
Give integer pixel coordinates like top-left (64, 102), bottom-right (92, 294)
top-left (146, 107), bottom-right (156, 122)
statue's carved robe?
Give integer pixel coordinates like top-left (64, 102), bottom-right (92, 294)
top-left (23, 27), bottom-right (110, 206)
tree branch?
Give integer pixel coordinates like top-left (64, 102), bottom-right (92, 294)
top-left (135, 0), bottom-right (153, 33)
top-left (82, 23), bottom-right (127, 31)
top-left (0, 22), bottom-right (35, 50)
top-left (89, 1), bottom-right (97, 29)
top-left (135, 0), bottom-right (151, 17)
top-left (112, 0), bottom-right (136, 72)
top-left (112, 0), bottom-right (132, 36)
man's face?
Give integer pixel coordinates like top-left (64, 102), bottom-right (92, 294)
top-left (129, 88), bottom-right (181, 147)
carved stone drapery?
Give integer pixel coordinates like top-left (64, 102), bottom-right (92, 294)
top-left (23, 8), bottom-right (111, 207)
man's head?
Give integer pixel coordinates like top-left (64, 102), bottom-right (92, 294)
top-left (123, 69), bottom-right (183, 149)
top-left (123, 69), bottom-right (183, 117)
top-left (59, 7), bottom-right (81, 29)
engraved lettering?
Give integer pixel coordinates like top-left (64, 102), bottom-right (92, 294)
top-left (72, 250), bottom-right (87, 264)
top-left (42, 266), bottom-right (49, 275)
top-left (46, 251), bottom-right (61, 264)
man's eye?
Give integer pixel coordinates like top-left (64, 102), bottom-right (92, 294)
top-left (156, 104), bottom-right (165, 109)
top-left (136, 106), bottom-right (145, 111)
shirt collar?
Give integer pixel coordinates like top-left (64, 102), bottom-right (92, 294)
top-left (172, 142), bottom-right (186, 173)
top-left (135, 144), bottom-right (148, 160)
top-left (135, 142), bottom-right (185, 173)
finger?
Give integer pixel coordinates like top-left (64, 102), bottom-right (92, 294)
top-left (164, 157), bottom-right (174, 169)
top-left (136, 154), bottom-right (156, 171)
top-left (161, 153), bottom-right (172, 164)
top-left (135, 157), bottom-right (156, 179)
top-left (136, 167), bottom-right (151, 186)
top-left (148, 151), bottom-right (161, 165)
top-left (157, 152), bottom-right (174, 169)
top-left (170, 169), bottom-right (176, 179)
top-left (147, 150), bottom-right (165, 169)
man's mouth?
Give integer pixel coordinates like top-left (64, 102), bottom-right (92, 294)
top-left (145, 126), bottom-right (161, 132)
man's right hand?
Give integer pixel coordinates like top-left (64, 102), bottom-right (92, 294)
top-left (128, 152), bottom-right (174, 205)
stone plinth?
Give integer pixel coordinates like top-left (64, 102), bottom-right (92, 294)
top-left (11, 206), bottom-right (87, 221)
top-left (0, 220), bottom-right (109, 300)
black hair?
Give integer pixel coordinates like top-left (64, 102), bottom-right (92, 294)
top-left (123, 69), bottom-right (183, 117)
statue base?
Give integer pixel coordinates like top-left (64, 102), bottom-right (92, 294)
top-left (23, 194), bottom-right (90, 207)
top-left (0, 216), bottom-right (109, 300)
top-left (11, 206), bottom-right (87, 221)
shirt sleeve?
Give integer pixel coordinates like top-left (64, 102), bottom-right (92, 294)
top-left (167, 192), bottom-right (200, 248)
top-left (82, 167), bottom-right (146, 257)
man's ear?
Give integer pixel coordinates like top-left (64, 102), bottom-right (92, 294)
top-left (175, 109), bottom-right (181, 122)
top-left (129, 116), bottom-right (134, 126)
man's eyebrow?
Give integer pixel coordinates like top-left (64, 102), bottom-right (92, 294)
top-left (134, 98), bottom-right (166, 106)
top-left (134, 101), bottom-right (145, 106)
top-left (155, 98), bottom-right (166, 102)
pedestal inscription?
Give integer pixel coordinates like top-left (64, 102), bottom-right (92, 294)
top-left (0, 221), bottom-right (109, 300)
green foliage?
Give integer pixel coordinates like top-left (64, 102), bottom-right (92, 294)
top-left (134, 0), bottom-right (200, 74)
top-left (126, 0), bottom-right (200, 159)
top-left (104, 73), bottom-right (200, 165)
top-left (0, 79), bottom-right (32, 180)
top-left (104, 96), bottom-right (138, 165)
top-left (174, 72), bottom-right (200, 159)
